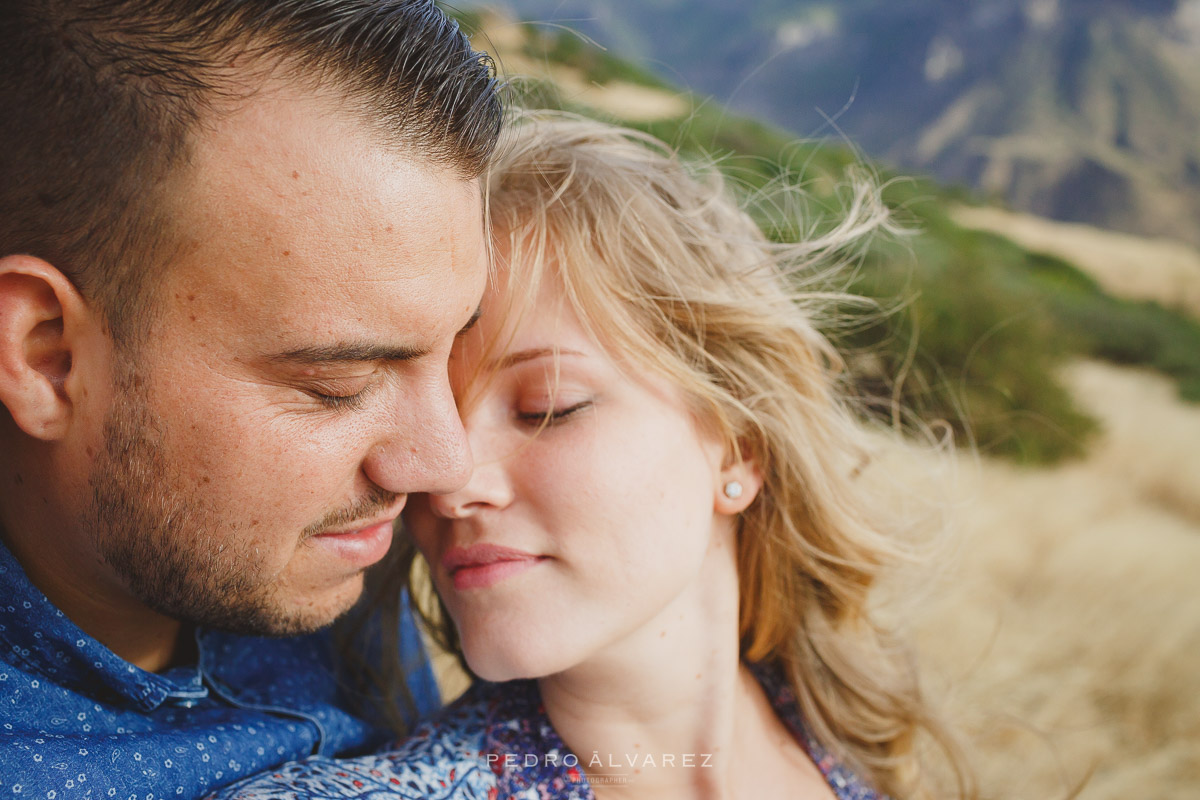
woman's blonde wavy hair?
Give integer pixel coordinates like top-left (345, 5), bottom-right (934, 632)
top-left (398, 111), bottom-right (974, 798)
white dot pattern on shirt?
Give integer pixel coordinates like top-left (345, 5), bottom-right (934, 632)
top-left (0, 552), bottom-right (441, 798)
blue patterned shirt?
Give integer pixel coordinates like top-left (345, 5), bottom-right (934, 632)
top-left (0, 539), bottom-right (439, 799)
top-left (212, 665), bottom-right (888, 800)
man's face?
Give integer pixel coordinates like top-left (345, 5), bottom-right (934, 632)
top-left (83, 85), bottom-right (487, 635)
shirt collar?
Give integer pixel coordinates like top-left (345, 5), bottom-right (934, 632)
top-left (0, 536), bottom-right (206, 711)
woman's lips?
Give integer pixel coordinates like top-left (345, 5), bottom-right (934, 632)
top-left (311, 518), bottom-right (396, 569)
top-left (443, 544), bottom-right (546, 590)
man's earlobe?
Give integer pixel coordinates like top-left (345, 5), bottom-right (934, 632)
top-left (0, 255), bottom-right (91, 440)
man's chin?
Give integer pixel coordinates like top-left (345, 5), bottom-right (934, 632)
top-left (188, 574), bottom-right (369, 638)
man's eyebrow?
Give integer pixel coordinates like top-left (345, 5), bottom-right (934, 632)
top-left (264, 342), bottom-right (429, 365)
top-left (488, 347), bottom-right (586, 371)
top-left (266, 308), bottom-right (481, 366)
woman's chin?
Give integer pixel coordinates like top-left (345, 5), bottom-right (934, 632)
top-left (462, 638), bottom-right (576, 683)
top-left (464, 649), bottom-right (546, 683)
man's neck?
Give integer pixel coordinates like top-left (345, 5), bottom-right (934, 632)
top-left (0, 506), bottom-right (185, 673)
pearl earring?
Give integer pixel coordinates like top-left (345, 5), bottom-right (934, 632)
top-left (723, 480), bottom-right (743, 500)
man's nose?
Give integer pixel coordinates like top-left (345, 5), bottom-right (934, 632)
top-left (362, 378), bottom-right (472, 496)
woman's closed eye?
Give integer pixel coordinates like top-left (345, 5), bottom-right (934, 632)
top-left (515, 399), bottom-right (592, 427)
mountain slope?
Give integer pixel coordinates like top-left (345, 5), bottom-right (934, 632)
top-left (473, 0), bottom-right (1200, 246)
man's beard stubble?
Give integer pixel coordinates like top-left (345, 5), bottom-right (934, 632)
top-left (85, 359), bottom-right (399, 637)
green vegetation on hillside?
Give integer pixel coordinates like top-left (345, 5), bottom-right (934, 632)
top-left (664, 113), bottom-right (1200, 462)
top-left (455, 11), bottom-right (1200, 464)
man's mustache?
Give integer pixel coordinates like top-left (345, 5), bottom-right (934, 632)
top-left (302, 486), bottom-right (402, 538)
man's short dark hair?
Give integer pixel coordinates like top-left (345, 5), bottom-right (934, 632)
top-left (0, 0), bottom-right (501, 340)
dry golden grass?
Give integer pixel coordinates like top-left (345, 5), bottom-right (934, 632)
top-left (926, 212), bottom-right (1200, 800)
top-left (951, 206), bottom-right (1200, 318)
top-left (907, 361), bottom-right (1200, 799)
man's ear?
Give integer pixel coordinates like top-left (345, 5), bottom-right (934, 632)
top-left (714, 447), bottom-right (764, 516)
top-left (0, 255), bottom-right (93, 440)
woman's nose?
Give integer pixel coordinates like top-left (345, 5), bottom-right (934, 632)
top-left (425, 452), bottom-right (514, 519)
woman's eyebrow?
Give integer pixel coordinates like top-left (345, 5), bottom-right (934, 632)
top-left (489, 347), bottom-right (586, 371)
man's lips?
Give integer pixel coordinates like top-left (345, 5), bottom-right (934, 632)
top-left (311, 510), bottom-right (403, 569)
top-left (442, 544), bottom-right (546, 591)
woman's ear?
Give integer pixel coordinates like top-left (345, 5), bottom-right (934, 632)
top-left (714, 446), bottom-right (763, 515)
top-left (0, 255), bottom-right (91, 440)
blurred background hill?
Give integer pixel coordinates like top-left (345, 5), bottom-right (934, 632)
top-left (466, 0), bottom-right (1200, 247)
top-left (438, 3), bottom-right (1200, 797)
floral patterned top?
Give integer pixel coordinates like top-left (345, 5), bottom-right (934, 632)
top-left (211, 664), bottom-right (888, 800)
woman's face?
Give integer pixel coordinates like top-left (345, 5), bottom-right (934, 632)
top-left (405, 270), bottom-right (759, 682)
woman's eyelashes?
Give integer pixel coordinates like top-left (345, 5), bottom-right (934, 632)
top-left (515, 399), bottom-right (592, 427)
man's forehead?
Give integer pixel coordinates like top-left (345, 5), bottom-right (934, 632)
top-left (184, 91), bottom-right (456, 227)
top-left (148, 78), bottom-right (487, 358)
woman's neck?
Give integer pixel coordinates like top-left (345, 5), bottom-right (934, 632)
top-left (536, 550), bottom-right (834, 799)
